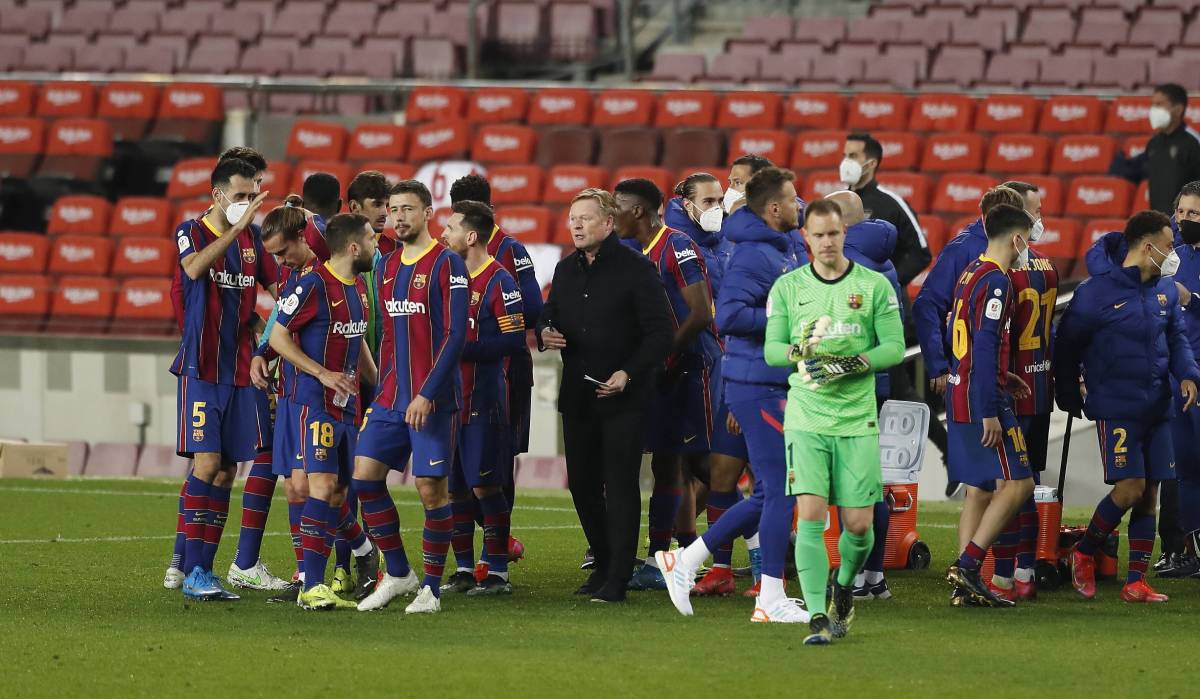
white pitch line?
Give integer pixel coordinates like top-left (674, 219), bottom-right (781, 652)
top-left (0, 524), bottom-right (588, 546)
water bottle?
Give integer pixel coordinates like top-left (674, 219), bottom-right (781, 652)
top-left (334, 368), bottom-right (356, 408)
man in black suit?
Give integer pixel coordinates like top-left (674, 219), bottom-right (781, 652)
top-left (538, 187), bottom-right (673, 602)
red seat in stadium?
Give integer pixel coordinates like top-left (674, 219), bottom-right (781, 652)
top-left (920, 216), bottom-right (946, 256)
top-left (96, 82), bottom-right (160, 142)
top-left (1123, 135), bottom-right (1149, 160)
top-left (1080, 218), bottom-right (1127, 256)
top-left (0, 273), bottom-right (51, 330)
top-left (706, 52), bottom-right (761, 83)
top-left (46, 275), bottom-right (117, 334)
top-left (595, 127), bottom-right (658, 170)
top-left (662, 129), bottom-right (725, 172)
top-left (802, 170), bottom-right (844, 203)
top-left (592, 89), bottom-right (655, 127)
top-left (1014, 174), bottom-right (1065, 217)
top-left (543, 165), bottom-right (608, 206)
top-left (846, 93), bottom-right (910, 132)
top-left (1033, 217), bottom-right (1081, 279)
top-left (932, 173), bottom-right (993, 215)
top-left (48, 235), bottom-right (113, 276)
top-left (110, 197), bottom-right (173, 238)
top-left (790, 130), bottom-right (844, 171)
top-left (876, 131), bottom-right (922, 171)
top-left (173, 199), bottom-right (211, 229)
top-left (82, 442), bottom-right (139, 476)
top-left (0, 232), bottom-right (49, 274)
top-left (529, 88), bottom-right (591, 126)
top-left (1105, 96), bottom-right (1153, 134)
top-left (716, 92), bottom-right (781, 130)
top-left (536, 126), bottom-right (597, 168)
top-left (782, 92), bottom-right (846, 130)
top-left (285, 120), bottom-right (348, 162)
top-left (1051, 135), bottom-right (1116, 175)
top-left (674, 166), bottom-right (725, 189)
top-left (135, 444), bottom-right (191, 477)
top-left (1135, 179), bottom-right (1150, 211)
top-left (289, 161), bottom-right (353, 200)
top-left (727, 130), bottom-right (791, 167)
top-left (611, 166), bottom-right (675, 199)
top-left (111, 237), bottom-right (174, 278)
top-left (655, 92), bottom-right (719, 129)
top-left (1065, 176), bottom-right (1133, 218)
top-left (466, 87), bottom-right (529, 124)
top-left (148, 83), bottom-right (224, 145)
top-left (877, 172), bottom-right (932, 215)
top-left (406, 86), bottom-right (466, 123)
top-left (472, 124), bottom-right (537, 165)
top-left (35, 82), bottom-right (96, 119)
top-left (356, 161), bottom-right (416, 186)
top-left (47, 195), bottom-right (111, 236)
top-left (645, 52), bottom-right (707, 83)
top-left (794, 17), bottom-right (845, 50)
top-left (36, 119), bottom-right (113, 182)
top-left (985, 134), bottom-right (1051, 174)
top-left (1039, 96), bottom-right (1103, 135)
top-left (0, 117), bottom-right (45, 178)
top-left (976, 94), bottom-right (1039, 134)
top-left (921, 133), bottom-right (985, 173)
top-left (494, 205), bottom-right (553, 245)
top-left (489, 165), bottom-right (544, 205)
top-left (908, 94), bottom-right (974, 133)
top-left (257, 162), bottom-right (292, 197)
top-left (0, 81), bottom-right (36, 117)
top-left (408, 120), bottom-right (470, 163)
top-left (166, 158), bottom-right (218, 201)
top-left (348, 123), bottom-right (412, 164)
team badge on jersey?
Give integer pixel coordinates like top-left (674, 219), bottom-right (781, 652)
top-left (1158, 293), bottom-right (1168, 306)
top-left (848, 293), bottom-right (862, 309)
top-left (242, 246), bottom-right (256, 263)
top-left (471, 290), bottom-right (482, 306)
top-left (193, 428), bottom-right (204, 443)
top-left (314, 447), bottom-right (327, 461)
top-left (361, 293), bottom-right (369, 307)
top-left (413, 273), bottom-right (427, 289)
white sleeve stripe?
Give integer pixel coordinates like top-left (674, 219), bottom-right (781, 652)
top-left (876, 185), bottom-right (927, 249)
top-left (1187, 126), bottom-right (1200, 145)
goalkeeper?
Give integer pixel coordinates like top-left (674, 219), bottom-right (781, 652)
top-left (764, 198), bottom-right (904, 645)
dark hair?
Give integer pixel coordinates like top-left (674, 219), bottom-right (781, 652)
top-left (847, 132), bottom-right (883, 164)
top-left (218, 146), bottom-right (267, 173)
top-left (1124, 209), bottom-right (1173, 245)
top-left (325, 212), bottom-right (371, 254)
top-left (451, 200), bottom-right (495, 242)
top-left (347, 170), bottom-right (390, 205)
top-left (210, 157), bottom-right (257, 189)
top-left (804, 198), bottom-right (842, 226)
top-left (731, 154), bottom-right (773, 174)
top-left (614, 177), bottom-right (664, 213)
top-left (260, 205), bottom-right (307, 243)
top-left (675, 172), bottom-right (720, 201)
top-left (450, 173), bottom-right (492, 206)
top-left (745, 166), bottom-right (796, 217)
top-left (1175, 181), bottom-right (1200, 210)
top-left (283, 193), bottom-right (305, 208)
top-left (1155, 83), bottom-right (1188, 109)
top-left (390, 179), bottom-right (432, 208)
top-left (983, 203), bottom-right (1032, 240)
top-left (980, 185), bottom-right (1024, 215)
top-left (302, 173), bottom-right (341, 216)
top-left (1000, 180), bottom-right (1039, 197)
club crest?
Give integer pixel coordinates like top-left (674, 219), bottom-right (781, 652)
top-left (413, 273), bottom-right (427, 290)
top-left (848, 293), bottom-right (863, 309)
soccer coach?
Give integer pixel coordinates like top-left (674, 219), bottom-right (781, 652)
top-left (538, 188), bottom-right (673, 603)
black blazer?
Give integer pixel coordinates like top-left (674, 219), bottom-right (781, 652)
top-left (538, 231), bottom-right (673, 417)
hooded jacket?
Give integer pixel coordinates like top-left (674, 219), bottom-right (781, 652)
top-left (714, 207), bottom-right (808, 390)
top-left (913, 218), bottom-right (987, 377)
top-left (845, 219), bottom-right (903, 399)
top-left (1054, 231), bottom-right (1200, 421)
top-left (664, 196), bottom-right (735, 300)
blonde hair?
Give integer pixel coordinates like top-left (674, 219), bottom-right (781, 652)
top-left (571, 187), bottom-right (617, 220)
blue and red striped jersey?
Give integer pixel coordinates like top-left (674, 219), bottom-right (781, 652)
top-left (946, 256), bottom-right (1013, 423)
top-left (274, 262), bottom-right (368, 423)
top-left (642, 225), bottom-right (721, 363)
top-left (265, 259), bottom-right (317, 398)
top-left (460, 258), bottom-right (525, 423)
top-left (1009, 250), bottom-right (1059, 416)
top-left (373, 240), bottom-right (469, 412)
top-left (171, 216), bottom-right (277, 387)
top-left (486, 225), bottom-right (543, 331)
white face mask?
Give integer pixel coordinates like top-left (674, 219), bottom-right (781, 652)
top-left (1029, 218), bottom-right (1045, 243)
top-left (1151, 243), bottom-right (1181, 276)
top-left (696, 203), bottom-right (723, 233)
top-left (219, 189), bottom-right (250, 226)
top-left (838, 157), bottom-right (863, 187)
top-left (722, 187), bottom-right (741, 213)
top-left (1149, 105), bottom-right (1172, 130)
top-left (1015, 235), bottom-right (1029, 269)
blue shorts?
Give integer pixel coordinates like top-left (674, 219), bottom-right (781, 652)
top-left (356, 403), bottom-right (458, 478)
top-left (645, 365), bottom-right (712, 454)
top-left (450, 419), bottom-right (512, 492)
top-left (271, 397), bottom-right (304, 477)
top-left (1096, 418), bottom-right (1174, 484)
top-left (709, 361), bottom-right (748, 461)
top-left (298, 405), bottom-right (356, 482)
top-left (947, 408), bottom-right (1032, 491)
top-left (176, 376), bottom-right (266, 463)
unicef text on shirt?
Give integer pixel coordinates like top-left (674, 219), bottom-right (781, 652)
top-left (209, 268), bottom-right (255, 289)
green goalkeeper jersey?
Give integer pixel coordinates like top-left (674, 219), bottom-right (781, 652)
top-left (764, 260), bottom-right (904, 436)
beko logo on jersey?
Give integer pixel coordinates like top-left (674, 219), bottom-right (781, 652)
top-left (385, 298), bottom-right (426, 316)
top-left (502, 289), bottom-right (523, 304)
top-left (332, 320), bottom-right (368, 337)
top-left (1024, 360), bottom-right (1051, 374)
top-left (674, 247), bottom-right (697, 263)
top-left (513, 256), bottom-right (533, 270)
top-left (209, 268), bottom-right (255, 289)
top-left (449, 274), bottom-right (468, 289)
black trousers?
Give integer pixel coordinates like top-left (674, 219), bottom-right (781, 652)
top-left (1159, 478), bottom-right (1183, 555)
top-left (562, 409), bottom-right (645, 588)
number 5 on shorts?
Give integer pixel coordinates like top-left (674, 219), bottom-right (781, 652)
top-left (192, 402), bottom-right (206, 428)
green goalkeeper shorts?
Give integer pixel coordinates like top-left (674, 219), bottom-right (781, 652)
top-left (785, 430), bottom-right (882, 508)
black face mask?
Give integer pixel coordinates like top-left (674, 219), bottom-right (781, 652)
top-left (1180, 219), bottom-right (1200, 246)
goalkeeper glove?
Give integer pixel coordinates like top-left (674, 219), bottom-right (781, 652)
top-left (797, 353), bottom-right (870, 388)
top-left (787, 315), bottom-right (832, 362)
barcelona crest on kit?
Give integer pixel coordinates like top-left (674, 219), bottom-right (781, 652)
top-left (413, 274), bottom-right (427, 290)
top-left (848, 293), bottom-right (863, 309)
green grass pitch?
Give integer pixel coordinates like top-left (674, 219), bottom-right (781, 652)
top-left (1, 478), bottom-right (1197, 697)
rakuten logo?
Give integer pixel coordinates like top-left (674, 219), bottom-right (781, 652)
top-left (736, 139), bottom-right (775, 155)
top-left (790, 98), bottom-right (828, 116)
top-left (856, 101), bottom-right (894, 119)
top-left (0, 126), bottom-right (32, 144)
top-left (921, 103), bottom-right (958, 120)
top-left (56, 127), bottom-right (94, 145)
top-left (123, 245), bottom-right (161, 264)
top-left (986, 104), bottom-right (1024, 121)
top-left (0, 285), bottom-right (34, 303)
top-left (1040, 228), bottom-right (1062, 244)
top-left (538, 97), bottom-right (575, 113)
top-left (600, 98), bottom-right (637, 115)
top-left (58, 206), bottom-right (94, 224)
top-left (1117, 104), bottom-right (1149, 122)
top-left (801, 139), bottom-right (838, 158)
top-left (126, 288), bottom-right (163, 307)
top-left (501, 217), bottom-right (536, 235)
top-left (882, 141), bottom-right (905, 158)
top-left (64, 287), bottom-right (100, 304)
top-left (492, 174), bottom-right (528, 192)
top-left (1062, 144), bottom-right (1100, 162)
top-left (932, 143), bottom-right (968, 161)
top-left (812, 178), bottom-right (840, 196)
top-left (946, 184), bottom-right (983, 202)
top-left (1076, 187), bottom-right (1114, 205)
top-left (332, 320), bottom-right (367, 337)
top-left (553, 175), bottom-right (587, 191)
top-left (385, 298), bottom-right (426, 316)
top-left (664, 99), bottom-right (701, 116)
top-left (727, 100), bottom-right (764, 118)
top-left (0, 243), bottom-right (33, 261)
top-left (46, 89), bottom-right (82, 107)
top-left (885, 183), bottom-right (914, 199)
top-left (60, 244), bottom-right (96, 262)
top-left (417, 128), bottom-right (454, 148)
top-left (483, 134), bottom-right (519, 152)
top-left (476, 95), bottom-right (513, 112)
top-left (209, 268), bottom-right (255, 289)
top-left (1051, 104), bottom-right (1087, 122)
top-left (356, 131), bottom-right (393, 149)
top-left (177, 168), bottom-right (208, 187)
top-left (0, 88), bottom-right (18, 106)
top-left (416, 94), bottom-right (449, 109)
top-left (997, 143), bottom-right (1033, 161)
top-left (296, 129), bottom-right (332, 149)
top-left (168, 91), bottom-right (203, 108)
top-left (106, 90), bottom-right (145, 109)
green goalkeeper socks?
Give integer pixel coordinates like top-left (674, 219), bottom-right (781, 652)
top-left (837, 528), bottom-right (875, 587)
top-left (794, 519), bottom-right (829, 614)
